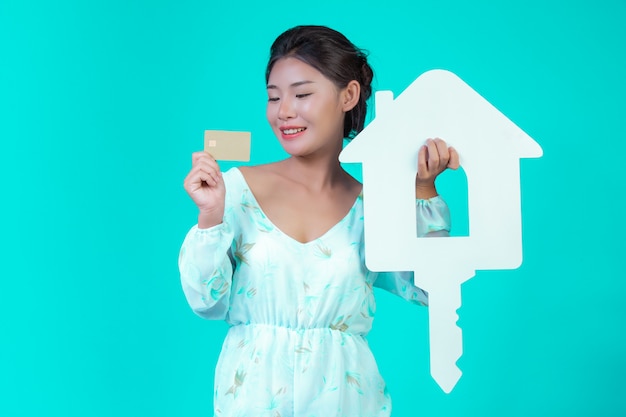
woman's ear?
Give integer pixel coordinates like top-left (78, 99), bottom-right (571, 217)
top-left (341, 80), bottom-right (361, 112)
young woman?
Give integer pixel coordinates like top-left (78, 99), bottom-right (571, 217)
top-left (180, 25), bottom-right (459, 417)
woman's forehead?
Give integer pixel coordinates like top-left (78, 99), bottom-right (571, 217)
top-left (267, 57), bottom-right (327, 86)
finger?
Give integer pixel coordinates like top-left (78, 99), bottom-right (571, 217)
top-left (448, 147), bottom-right (460, 170)
top-left (192, 151), bottom-right (217, 165)
top-left (433, 138), bottom-right (450, 167)
top-left (192, 151), bottom-right (206, 164)
top-left (417, 144), bottom-right (428, 177)
top-left (186, 165), bottom-right (219, 189)
top-left (192, 154), bottom-right (222, 179)
top-left (193, 157), bottom-right (221, 176)
top-left (184, 169), bottom-right (207, 191)
top-left (426, 139), bottom-right (440, 172)
top-left (199, 170), bottom-right (219, 187)
top-left (199, 165), bottom-right (222, 186)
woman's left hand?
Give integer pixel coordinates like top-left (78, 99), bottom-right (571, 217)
top-left (415, 138), bottom-right (460, 199)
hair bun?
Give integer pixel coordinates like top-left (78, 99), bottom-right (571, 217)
top-left (359, 57), bottom-right (373, 101)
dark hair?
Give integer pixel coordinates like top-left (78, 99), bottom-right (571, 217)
top-left (266, 25), bottom-right (374, 139)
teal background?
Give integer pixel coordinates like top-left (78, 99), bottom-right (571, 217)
top-left (1, 0), bottom-right (624, 416)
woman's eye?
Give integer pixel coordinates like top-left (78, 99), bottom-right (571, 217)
top-left (296, 93), bottom-right (312, 99)
top-left (268, 97), bottom-right (279, 102)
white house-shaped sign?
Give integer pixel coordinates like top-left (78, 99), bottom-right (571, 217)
top-left (340, 69), bottom-right (542, 393)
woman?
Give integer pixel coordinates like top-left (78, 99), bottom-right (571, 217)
top-left (180, 25), bottom-right (459, 417)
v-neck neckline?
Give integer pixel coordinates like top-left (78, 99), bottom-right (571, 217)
top-left (232, 167), bottom-right (361, 246)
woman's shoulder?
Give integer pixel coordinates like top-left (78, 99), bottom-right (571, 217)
top-left (237, 162), bottom-right (286, 193)
top-left (238, 161), bottom-right (284, 176)
top-left (222, 166), bottom-right (245, 187)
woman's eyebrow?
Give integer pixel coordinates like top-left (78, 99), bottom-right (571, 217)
top-left (267, 80), bottom-right (315, 89)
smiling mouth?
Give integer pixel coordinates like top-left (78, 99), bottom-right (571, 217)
top-left (282, 127), bottom-right (306, 135)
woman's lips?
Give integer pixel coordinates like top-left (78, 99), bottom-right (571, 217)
top-left (280, 126), bottom-right (307, 140)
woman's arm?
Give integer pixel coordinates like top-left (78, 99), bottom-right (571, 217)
top-left (373, 138), bottom-right (456, 304)
top-left (179, 223), bottom-right (235, 320)
top-left (179, 153), bottom-right (234, 320)
top-left (372, 195), bottom-right (450, 306)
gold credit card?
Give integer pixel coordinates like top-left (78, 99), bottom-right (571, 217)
top-left (204, 130), bottom-right (251, 161)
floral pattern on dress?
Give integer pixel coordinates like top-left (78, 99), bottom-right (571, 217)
top-left (179, 168), bottom-right (450, 417)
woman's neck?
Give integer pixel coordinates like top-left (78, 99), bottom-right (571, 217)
top-left (278, 153), bottom-right (349, 192)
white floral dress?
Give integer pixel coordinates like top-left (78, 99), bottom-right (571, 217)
top-left (179, 167), bottom-right (450, 417)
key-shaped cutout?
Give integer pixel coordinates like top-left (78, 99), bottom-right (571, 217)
top-left (340, 69), bottom-right (542, 393)
top-left (419, 265), bottom-right (475, 393)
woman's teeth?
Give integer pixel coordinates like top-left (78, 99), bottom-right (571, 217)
top-left (283, 128), bottom-right (306, 135)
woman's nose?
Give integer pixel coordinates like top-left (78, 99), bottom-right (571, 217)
top-left (278, 97), bottom-right (296, 120)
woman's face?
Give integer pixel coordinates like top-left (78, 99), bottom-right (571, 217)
top-left (266, 57), bottom-right (348, 158)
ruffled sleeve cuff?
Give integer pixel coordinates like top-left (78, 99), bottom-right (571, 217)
top-left (416, 195), bottom-right (451, 237)
top-left (178, 222), bottom-right (235, 320)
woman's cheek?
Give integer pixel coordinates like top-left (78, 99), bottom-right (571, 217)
top-left (266, 105), bottom-right (277, 123)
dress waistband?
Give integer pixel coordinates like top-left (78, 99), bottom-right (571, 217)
top-left (230, 322), bottom-right (366, 337)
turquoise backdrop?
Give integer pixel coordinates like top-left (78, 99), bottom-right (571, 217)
top-left (1, 0), bottom-right (624, 416)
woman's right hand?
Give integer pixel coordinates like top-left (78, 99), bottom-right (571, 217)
top-left (183, 152), bottom-right (226, 228)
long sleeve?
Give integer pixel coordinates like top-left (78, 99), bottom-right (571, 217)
top-left (415, 195), bottom-right (451, 238)
top-left (179, 222), bottom-right (235, 320)
top-left (372, 195), bottom-right (451, 306)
